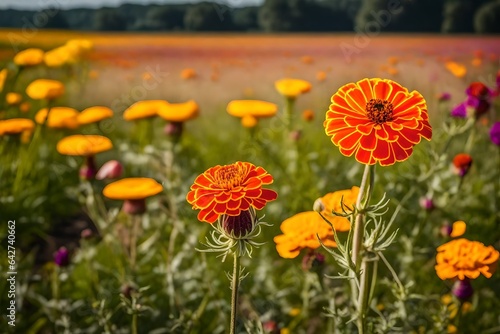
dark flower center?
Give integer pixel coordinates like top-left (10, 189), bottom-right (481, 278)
top-left (365, 98), bottom-right (394, 124)
top-left (215, 164), bottom-right (245, 189)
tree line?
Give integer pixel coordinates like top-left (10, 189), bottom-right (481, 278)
top-left (0, 0), bottom-right (499, 33)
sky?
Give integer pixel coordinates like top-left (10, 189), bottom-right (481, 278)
top-left (0, 0), bottom-right (263, 10)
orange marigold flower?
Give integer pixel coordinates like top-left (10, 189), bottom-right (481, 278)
top-left (435, 238), bottom-right (499, 280)
top-left (300, 55), bottom-right (314, 64)
top-left (274, 211), bottom-right (337, 259)
top-left (445, 61), bottom-right (467, 78)
top-left (316, 71), bottom-right (327, 82)
top-left (186, 161), bottom-right (277, 223)
top-left (302, 109), bottom-right (314, 122)
top-left (324, 78), bottom-right (432, 166)
top-left (314, 186), bottom-right (359, 232)
top-left (181, 68), bottom-right (197, 80)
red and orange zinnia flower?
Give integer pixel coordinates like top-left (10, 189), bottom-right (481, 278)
top-left (186, 161), bottom-right (278, 223)
top-left (324, 78), bottom-right (432, 166)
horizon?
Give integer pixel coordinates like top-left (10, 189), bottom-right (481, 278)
top-left (0, 0), bottom-right (263, 10)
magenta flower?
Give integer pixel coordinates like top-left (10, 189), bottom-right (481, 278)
top-left (437, 92), bottom-right (451, 102)
top-left (54, 247), bottom-right (70, 267)
top-left (490, 122), bottom-right (500, 146)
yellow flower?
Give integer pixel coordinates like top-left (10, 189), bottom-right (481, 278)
top-left (57, 135), bottom-right (112, 156)
top-left (226, 100), bottom-right (277, 128)
top-left (314, 186), bottom-right (360, 232)
top-left (0, 69), bottom-right (7, 93)
top-left (274, 211), bottom-right (337, 259)
top-left (13, 48), bottom-right (44, 67)
top-left (156, 100), bottom-right (199, 122)
top-left (450, 221), bottom-right (466, 238)
top-left (275, 78), bottom-right (312, 99)
top-left (103, 178), bottom-right (163, 214)
top-left (123, 100), bottom-right (167, 121)
top-left (64, 39), bottom-right (93, 58)
top-left (26, 79), bottom-right (65, 100)
top-left (35, 107), bottom-right (79, 129)
top-left (103, 178), bottom-right (163, 201)
top-left (6, 93), bottom-right (22, 106)
top-left (435, 238), bottom-right (499, 280)
top-left (0, 118), bottom-right (35, 136)
top-left (241, 115), bottom-right (258, 128)
top-left (44, 46), bottom-right (74, 67)
top-left (77, 106), bottom-right (114, 125)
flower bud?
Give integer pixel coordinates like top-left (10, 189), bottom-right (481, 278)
top-left (419, 196), bottom-right (435, 211)
top-left (452, 279), bottom-right (473, 301)
top-left (440, 223), bottom-right (453, 237)
top-left (221, 210), bottom-right (255, 239)
top-left (80, 228), bottom-right (94, 240)
top-left (313, 197), bottom-right (325, 213)
top-left (123, 199), bottom-right (146, 215)
top-left (80, 156), bottom-right (97, 180)
top-left (164, 121), bottom-right (184, 137)
top-left (302, 251), bottom-right (325, 271)
top-left (54, 246), bottom-right (70, 267)
top-left (437, 92), bottom-right (451, 102)
top-left (263, 320), bottom-right (280, 334)
top-left (120, 283), bottom-right (137, 299)
top-left (96, 160), bottom-right (123, 180)
top-left (289, 130), bottom-right (302, 141)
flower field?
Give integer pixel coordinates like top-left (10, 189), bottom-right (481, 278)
top-left (0, 31), bottom-right (499, 333)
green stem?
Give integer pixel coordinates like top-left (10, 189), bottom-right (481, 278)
top-left (130, 215), bottom-right (141, 271)
top-left (284, 97), bottom-right (295, 134)
top-left (131, 312), bottom-right (138, 334)
top-left (351, 164), bottom-right (372, 270)
top-left (230, 252), bottom-right (241, 334)
top-left (357, 258), bottom-right (370, 333)
top-left (351, 164), bottom-right (375, 334)
top-left (301, 272), bottom-right (312, 319)
top-left (464, 123), bottom-right (476, 154)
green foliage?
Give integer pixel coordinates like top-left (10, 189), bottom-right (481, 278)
top-left (474, 0), bottom-right (500, 33)
top-left (93, 8), bottom-right (127, 31)
top-left (184, 2), bottom-right (234, 32)
top-left (258, 0), bottom-right (352, 32)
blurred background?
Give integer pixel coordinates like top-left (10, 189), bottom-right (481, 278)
top-left (0, 0), bottom-right (499, 34)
